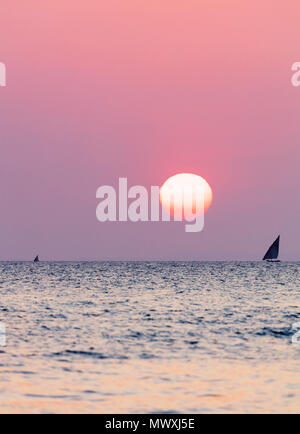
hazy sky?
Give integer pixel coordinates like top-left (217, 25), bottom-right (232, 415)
top-left (0, 1), bottom-right (299, 260)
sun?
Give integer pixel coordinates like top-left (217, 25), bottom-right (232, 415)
top-left (160, 173), bottom-right (213, 220)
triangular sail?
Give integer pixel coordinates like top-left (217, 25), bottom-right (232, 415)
top-left (263, 236), bottom-right (280, 260)
top-left (34, 255), bottom-right (39, 262)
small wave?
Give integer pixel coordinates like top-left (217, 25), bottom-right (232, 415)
top-left (256, 327), bottom-right (294, 338)
top-left (139, 352), bottom-right (157, 359)
top-left (284, 313), bottom-right (300, 319)
top-left (50, 350), bottom-right (128, 360)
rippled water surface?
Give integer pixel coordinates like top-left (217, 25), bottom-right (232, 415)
top-left (0, 261), bottom-right (299, 413)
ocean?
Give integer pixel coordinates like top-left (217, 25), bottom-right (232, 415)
top-left (0, 261), bottom-right (299, 413)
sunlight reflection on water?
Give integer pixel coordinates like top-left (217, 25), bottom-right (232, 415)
top-left (0, 261), bottom-right (299, 413)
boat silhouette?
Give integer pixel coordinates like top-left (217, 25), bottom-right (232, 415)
top-left (263, 236), bottom-right (280, 262)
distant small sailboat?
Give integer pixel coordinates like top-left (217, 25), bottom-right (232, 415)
top-left (34, 255), bottom-right (39, 263)
top-left (263, 236), bottom-right (280, 262)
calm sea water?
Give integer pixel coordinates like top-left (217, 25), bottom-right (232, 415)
top-left (0, 261), bottom-right (299, 414)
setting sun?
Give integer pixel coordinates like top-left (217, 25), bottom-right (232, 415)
top-left (160, 173), bottom-right (213, 221)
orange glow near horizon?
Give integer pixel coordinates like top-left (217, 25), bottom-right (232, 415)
top-left (160, 173), bottom-right (213, 220)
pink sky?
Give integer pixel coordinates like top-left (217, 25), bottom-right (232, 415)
top-left (0, 1), bottom-right (299, 260)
